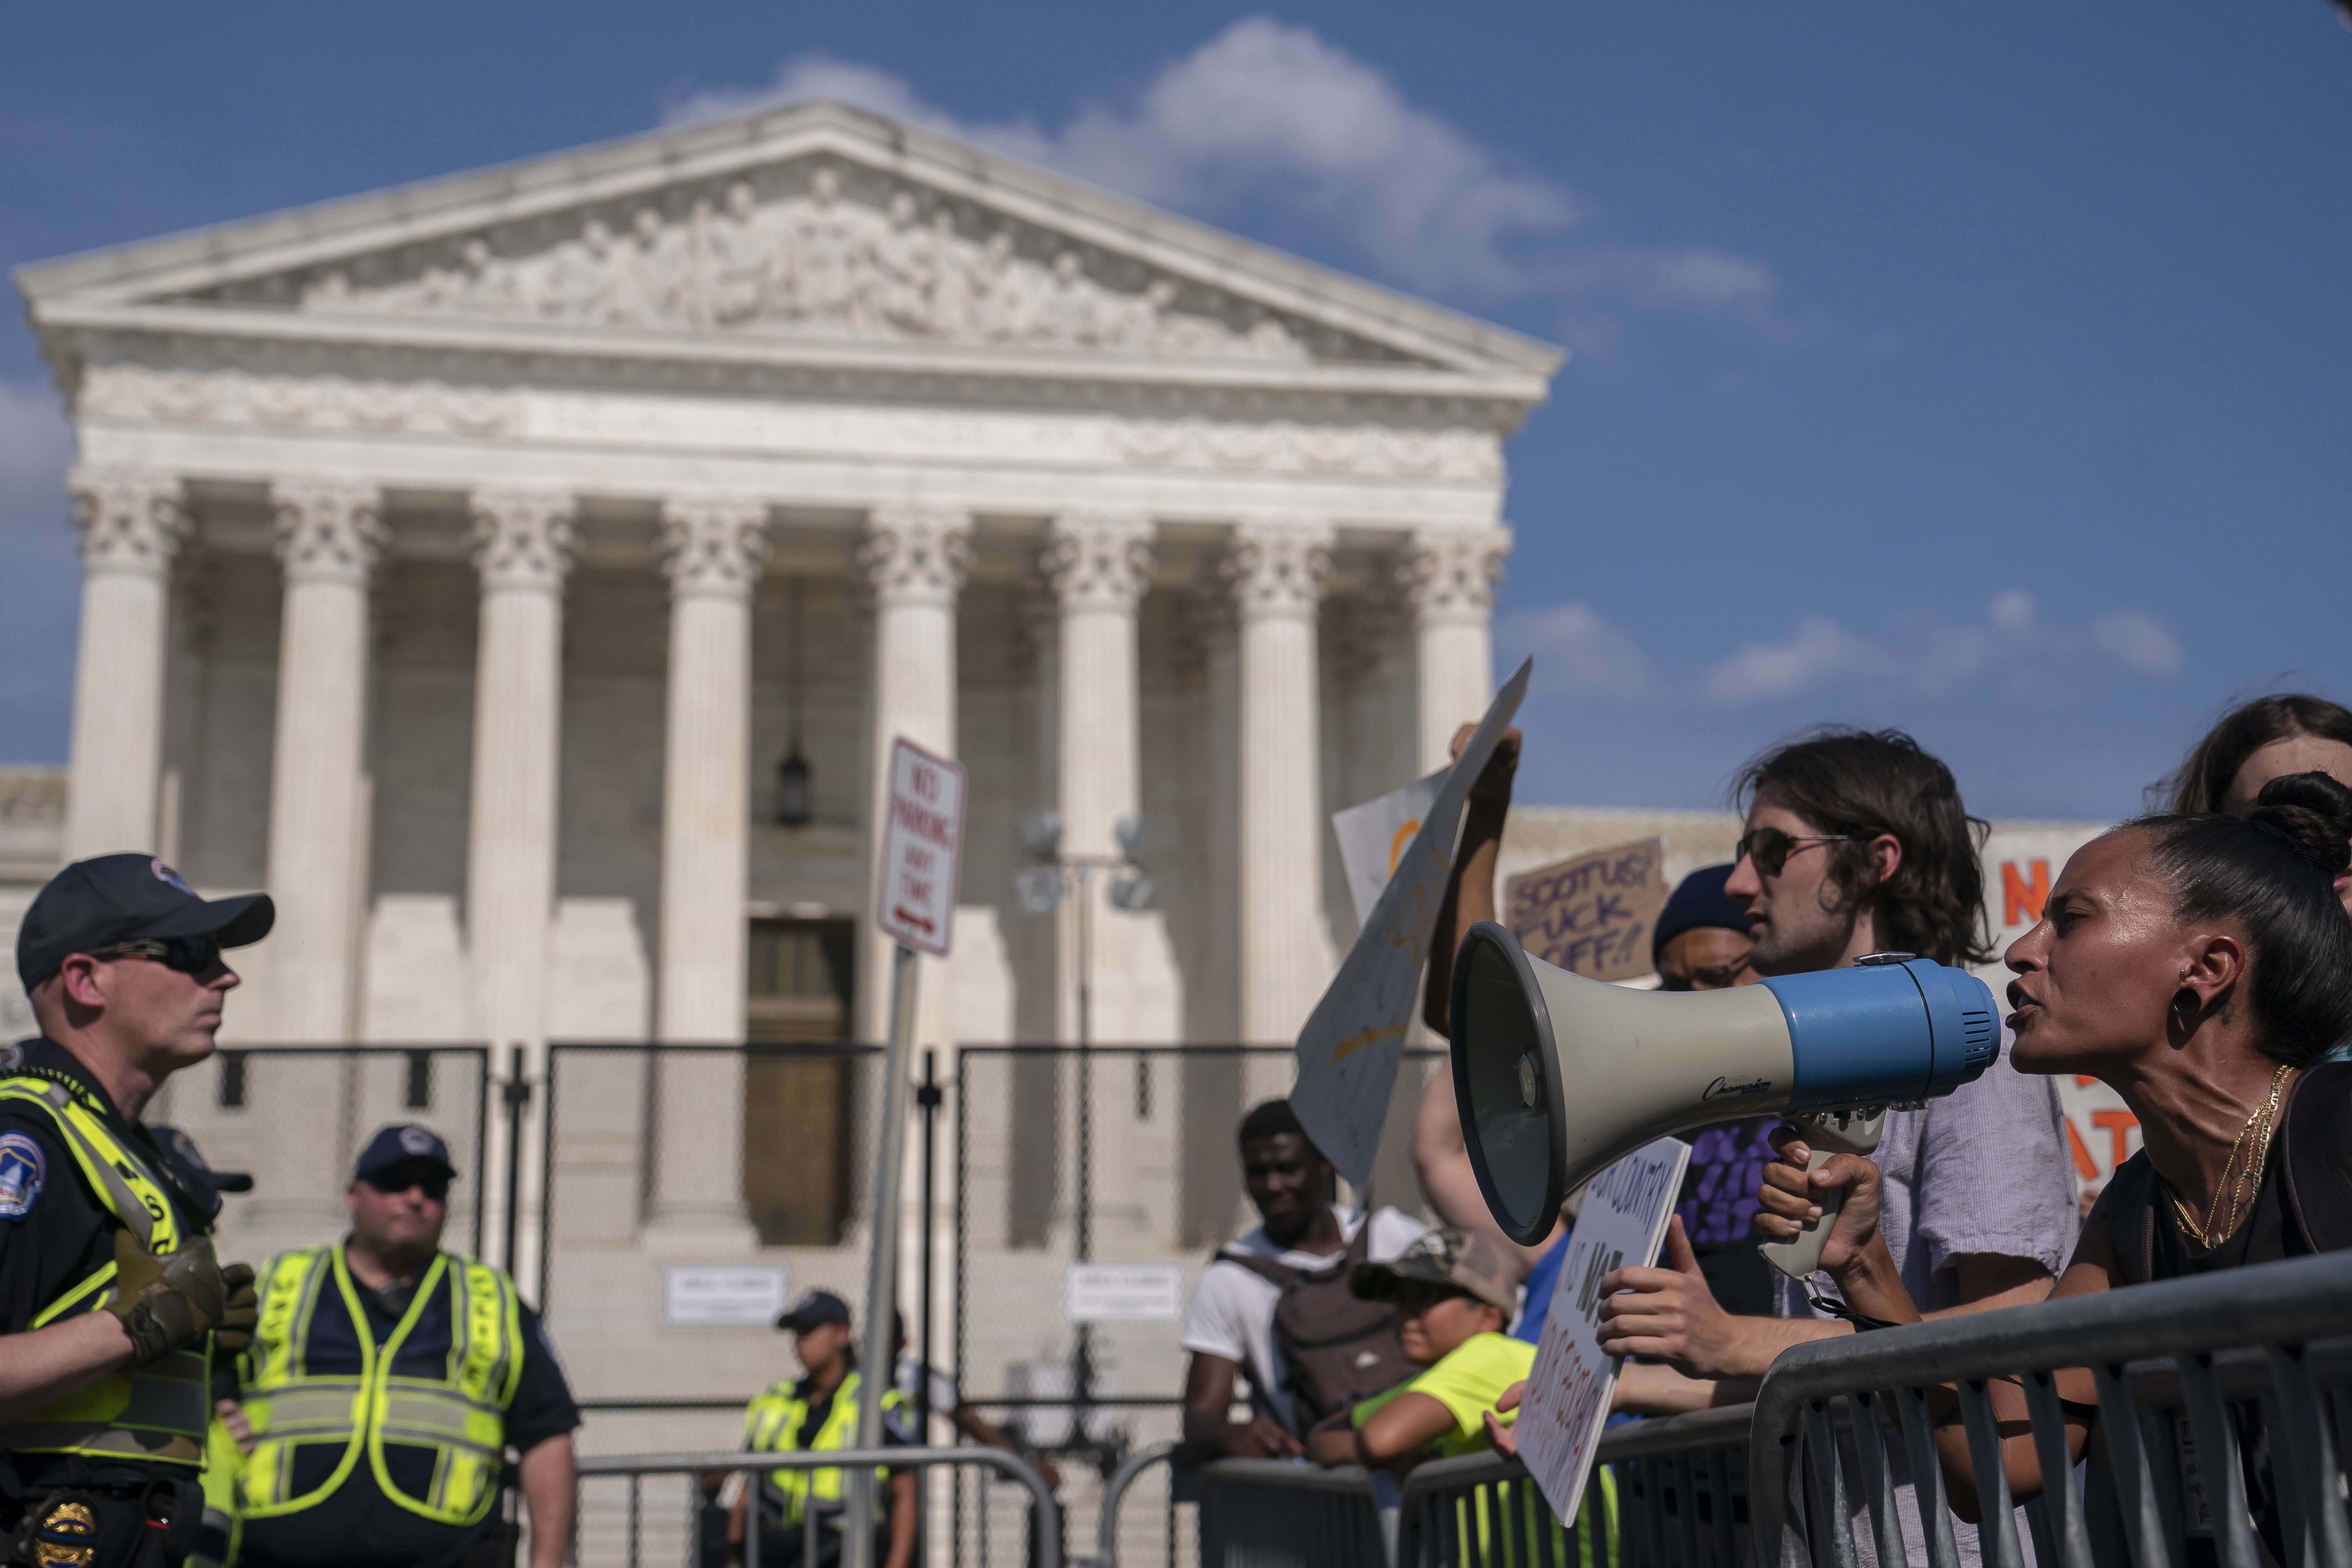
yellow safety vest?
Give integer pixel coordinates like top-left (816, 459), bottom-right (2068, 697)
top-left (0, 1073), bottom-right (209, 1466)
top-left (743, 1370), bottom-right (907, 1526)
top-left (236, 1245), bottom-right (524, 1529)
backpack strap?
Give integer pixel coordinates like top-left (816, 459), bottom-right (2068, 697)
top-left (2280, 1061), bottom-right (2352, 1253)
top-left (1213, 1246), bottom-right (1299, 1290)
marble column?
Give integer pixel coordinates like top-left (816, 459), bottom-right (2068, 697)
top-left (63, 469), bottom-right (188, 861)
top-left (1043, 513), bottom-right (1154, 1044)
top-left (1400, 526), bottom-right (1510, 773)
top-left (465, 489), bottom-right (574, 1281)
top-left (264, 479), bottom-right (384, 1044)
top-left (857, 505), bottom-right (971, 1049)
top-left (1222, 518), bottom-right (1337, 1045)
top-left (648, 495), bottom-right (768, 1247)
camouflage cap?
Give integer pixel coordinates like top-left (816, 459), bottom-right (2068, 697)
top-left (1348, 1225), bottom-right (1525, 1316)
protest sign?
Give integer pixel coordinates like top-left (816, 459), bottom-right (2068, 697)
top-left (1290, 658), bottom-right (1532, 1192)
top-left (1333, 770), bottom-right (1447, 926)
top-left (1514, 1137), bottom-right (1691, 1523)
top-left (1503, 838), bottom-right (1668, 984)
top-left (1978, 825), bottom-right (2134, 1208)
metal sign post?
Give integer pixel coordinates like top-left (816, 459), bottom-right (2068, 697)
top-left (848, 738), bottom-right (965, 1568)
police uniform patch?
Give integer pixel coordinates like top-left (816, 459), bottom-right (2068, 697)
top-left (0, 1131), bottom-right (44, 1219)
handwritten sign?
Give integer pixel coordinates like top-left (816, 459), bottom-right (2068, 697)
top-left (1332, 770), bottom-right (1447, 926)
top-left (1515, 1137), bottom-right (1690, 1523)
top-left (1291, 658), bottom-right (1531, 1192)
top-left (1977, 826), bottom-right (2136, 1208)
top-left (1503, 838), bottom-right (1668, 984)
top-left (875, 737), bottom-right (966, 958)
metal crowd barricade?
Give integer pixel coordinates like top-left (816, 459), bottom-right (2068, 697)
top-left (573, 1447), bottom-right (1061, 1568)
top-left (1747, 1250), bottom-right (2352, 1568)
top-left (1195, 1459), bottom-right (1395, 1568)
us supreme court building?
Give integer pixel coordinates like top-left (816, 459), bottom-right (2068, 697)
top-left (13, 103), bottom-right (1573, 1436)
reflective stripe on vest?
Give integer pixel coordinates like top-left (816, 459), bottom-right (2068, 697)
top-left (238, 1245), bottom-right (524, 1528)
top-left (743, 1371), bottom-right (905, 1526)
top-left (0, 1075), bottom-right (205, 1465)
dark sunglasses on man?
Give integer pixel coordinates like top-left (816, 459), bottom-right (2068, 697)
top-left (1733, 825), bottom-right (1857, 877)
top-left (85, 932), bottom-right (228, 976)
top-left (361, 1164), bottom-right (452, 1204)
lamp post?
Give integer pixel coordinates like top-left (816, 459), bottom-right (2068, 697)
top-left (1015, 809), bottom-right (1154, 1454)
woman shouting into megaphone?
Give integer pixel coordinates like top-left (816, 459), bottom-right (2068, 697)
top-left (1750, 771), bottom-right (2352, 1539)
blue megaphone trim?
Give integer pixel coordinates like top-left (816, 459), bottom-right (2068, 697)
top-left (1762, 956), bottom-right (1999, 1110)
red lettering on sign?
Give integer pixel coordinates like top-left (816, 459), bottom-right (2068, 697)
top-left (2091, 1108), bottom-right (2139, 1171)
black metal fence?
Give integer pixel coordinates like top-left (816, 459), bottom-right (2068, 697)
top-left (151, 1042), bottom-right (493, 1263)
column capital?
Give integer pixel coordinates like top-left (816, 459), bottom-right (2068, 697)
top-left (471, 488), bottom-right (577, 594)
top-left (660, 495), bottom-right (770, 601)
top-left (1042, 513), bottom-right (1155, 613)
top-left (272, 479), bottom-right (385, 586)
top-left (69, 468), bottom-right (188, 579)
top-left (1222, 517), bottom-right (1332, 622)
top-left (859, 504), bottom-right (972, 609)
top-left (1400, 525), bottom-right (1511, 626)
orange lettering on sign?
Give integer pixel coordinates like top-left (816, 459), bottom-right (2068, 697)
top-left (2064, 1118), bottom-right (2099, 1181)
top-left (2002, 860), bottom-right (2051, 928)
top-left (2091, 1108), bottom-right (2140, 1171)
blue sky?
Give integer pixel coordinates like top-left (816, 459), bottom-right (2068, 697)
top-left (3, 4), bottom-right (2347, 820)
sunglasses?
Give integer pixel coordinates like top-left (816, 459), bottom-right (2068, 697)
top-left (361, 1169), bottom-right (452, 1203)
top-left (88, 934), bottom-right (225, 976)
top-left (1734, 826), bottom-right (1857, 877)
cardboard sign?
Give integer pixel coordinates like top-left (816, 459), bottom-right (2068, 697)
top-left (1503, 838), bottom-right (1669, 984)
top-left (875, 737), bottom-right (967, 957)
top-left (1977, 826), bottom-right (2137, 1208)
top-left (1515, 1137), bottom-right (1691, 1524)
top-left (1291, 659), bottom-right (1532, 1193)
top-left (1062, 1263), bottom-right (1186, 1324)
top-left (1333, 770), bottom-right (1447, 926)
top-left (663, 1264), bottom-right (790, 1327)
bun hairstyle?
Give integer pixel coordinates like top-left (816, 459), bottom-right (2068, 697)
top-left (2131, 771), bottom-right (2352, 1068)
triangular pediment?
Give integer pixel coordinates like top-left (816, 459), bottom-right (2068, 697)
top-left (16, 103), bottom-right (1561, 389)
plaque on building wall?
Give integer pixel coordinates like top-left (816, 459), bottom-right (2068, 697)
top-left (1062, 1263), bottom-right (1186, 1324)
top-left (663, 1265), bottom-right (791, 1327)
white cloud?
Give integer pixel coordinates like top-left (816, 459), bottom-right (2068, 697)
top-left (662, 20), bottom-right (1782, 328)
top-left (1703, 616), bottom-right (1880, 704)
top-left (1500, 603), bottom-right (1658, 702)
top-left (2092, 610), bottom-right (2186, 676)
top-left (0, 378), bottom-right (72, 520)
top-left (1703, 590), bottom-right (2186, 706)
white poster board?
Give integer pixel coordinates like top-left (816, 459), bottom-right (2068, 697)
top-left (1976, 825), bottom-right (2136, 1208)
top-left (1515, 1137), bottom-right (1691, 1522)
top-left (1333, 770), bottom-right (1447, 926)
top-left (1062, 1263), bottom-right (1186, 1324)
top-left (663, 1264), bottom-right (790, 1327)
top-left (1291, 658), bottom-right (1532, 1192)
top-left (875, 737), bottom-right (967, 958)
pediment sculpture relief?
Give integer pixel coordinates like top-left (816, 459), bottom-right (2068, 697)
top-left (219, 164), bottom-right (1379, 366)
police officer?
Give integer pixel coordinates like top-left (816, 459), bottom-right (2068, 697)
top-left (0, 854), bottom-right (271, 1567)
top-left (730, 1291), bottom-right (914, 1568)
top-left (215, 1123), bottom-right (578, 1568)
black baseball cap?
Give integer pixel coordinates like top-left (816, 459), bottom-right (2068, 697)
top-left (777, 1289), bottom-right (852, 1332)
top-left (353, 1124), bottom-right (457, 1182)
top-left (16, 854), bottom-right (274, 990)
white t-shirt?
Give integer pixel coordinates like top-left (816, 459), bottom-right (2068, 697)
top-left (1179, 1204), bottom-right (1429, 1435)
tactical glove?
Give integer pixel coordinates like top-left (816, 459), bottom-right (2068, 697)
top-left (103, 1229), bottom-right (228, 1365)
top-left (215, 1261), bottom-right (259, 1354)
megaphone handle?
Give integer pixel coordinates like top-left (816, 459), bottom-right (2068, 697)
top-left (1758, 1147), bottom-right (1843, 1280)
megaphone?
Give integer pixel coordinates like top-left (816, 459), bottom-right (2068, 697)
top-left (1447, 921), bottom-right (1999, 1263)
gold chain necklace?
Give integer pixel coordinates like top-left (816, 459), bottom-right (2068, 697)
top-left (2166, 1062), bottom-right (2292, 1252)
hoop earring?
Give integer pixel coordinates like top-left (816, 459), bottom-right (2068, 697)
top-left (2171, 988), bottom-right (2201, 1028)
